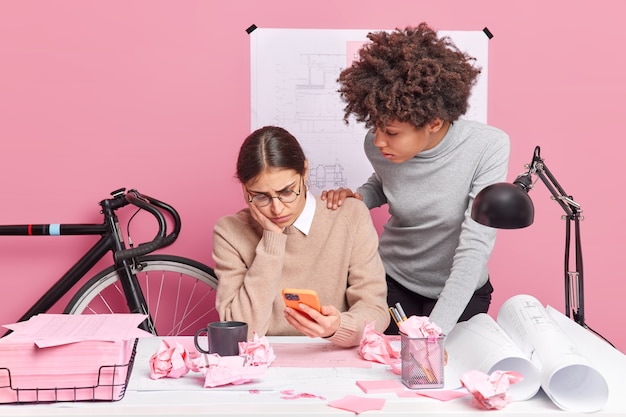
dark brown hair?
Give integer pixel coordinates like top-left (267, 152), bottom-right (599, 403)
top-left (236, 126), bottom-right (307, 183)
top-left (337, 22), bottom-right (481, 128)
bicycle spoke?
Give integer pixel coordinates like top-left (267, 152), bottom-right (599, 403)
top-left (91, 282), bottom-right (122, 314)
top-left (167, 276), bottom-right (215, 336)
top-left (176, 279), bottom-right (197, 334)
top-left (172, 276), bottom-right (183, 336)
top-left (146, 270), bottom-right (165, 329)
top-left (171, 287), bottom-right (215, 335)
top-left (174, 309), bottom-right (213, 336)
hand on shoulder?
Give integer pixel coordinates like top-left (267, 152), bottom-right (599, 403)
top-left (321, 187), bottom-right (363, 210)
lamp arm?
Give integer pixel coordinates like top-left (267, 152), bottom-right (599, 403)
top-left (528, 146), bottom-right (585, 327)
top-left (529, 147), bottom-right (581, 218)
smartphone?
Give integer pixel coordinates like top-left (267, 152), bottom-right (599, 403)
top-left (282, 288), bottom-right (321, 319)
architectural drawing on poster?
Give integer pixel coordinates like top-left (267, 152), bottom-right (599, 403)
top-left (250, 28), bottom-right (489, 195)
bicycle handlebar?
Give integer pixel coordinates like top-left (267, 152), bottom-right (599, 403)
top-left (112, 189), bottom-right (182, 262)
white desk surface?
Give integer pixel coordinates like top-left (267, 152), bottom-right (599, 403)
top-left (2, 311), bottom-right (624, 416)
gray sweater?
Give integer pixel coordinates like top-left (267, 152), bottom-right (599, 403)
top-left (357, 119), bottom-right (510, 334)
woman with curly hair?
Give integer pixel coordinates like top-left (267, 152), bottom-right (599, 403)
top-left (323, 22), bottom-right (510, 335)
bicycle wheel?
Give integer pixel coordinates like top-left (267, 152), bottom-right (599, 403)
top-left (64, 255), bottom-right (219, 336)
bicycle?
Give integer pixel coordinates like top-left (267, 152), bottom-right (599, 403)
top-left (0, 188), bottom-right (218, 337)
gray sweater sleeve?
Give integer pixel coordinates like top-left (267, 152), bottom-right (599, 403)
top-left (357, 172), bottom-right (387, 209)
top-left (429, 133), bottom-right (510, 334)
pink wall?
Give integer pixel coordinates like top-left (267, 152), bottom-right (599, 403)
top-left (1, 1), bottom-right (623, 351)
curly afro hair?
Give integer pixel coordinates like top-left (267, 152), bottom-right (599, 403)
top-left (337, 22), bottom-right (481, 129)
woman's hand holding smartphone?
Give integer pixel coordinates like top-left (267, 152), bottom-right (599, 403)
top-left (282, 288), bottom-right (340, 338)
top-left (282, 288), bottom-right (321, 319)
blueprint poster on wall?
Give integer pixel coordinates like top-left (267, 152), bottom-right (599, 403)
top-left (250, 28), bottom-right (488, 195)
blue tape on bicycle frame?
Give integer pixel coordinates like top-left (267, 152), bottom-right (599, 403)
top-left (49, 224), bottom-right (61, 236)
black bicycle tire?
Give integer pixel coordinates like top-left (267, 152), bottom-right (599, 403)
top-left (63, 254), bottom-right (219, 336)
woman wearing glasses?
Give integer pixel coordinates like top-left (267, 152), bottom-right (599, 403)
top-left (213, 125), bottom-right (390, 347)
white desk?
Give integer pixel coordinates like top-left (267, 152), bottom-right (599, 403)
top-left (2, 312), bottom-right (624, 416)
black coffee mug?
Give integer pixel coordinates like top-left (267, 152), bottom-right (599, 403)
top-left (193, 321), bottom-right (248, 356)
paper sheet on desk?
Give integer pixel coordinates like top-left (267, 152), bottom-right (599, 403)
top-left (271, 342), bottom-right (372, 368)
top-left (3, 313), bottom-right (152, 346)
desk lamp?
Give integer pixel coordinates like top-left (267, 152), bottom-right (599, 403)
top-left (472, 146), bottom-right (590, 329)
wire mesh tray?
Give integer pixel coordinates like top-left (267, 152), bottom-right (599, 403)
top-left (0, 339), bottom-right (137, 404)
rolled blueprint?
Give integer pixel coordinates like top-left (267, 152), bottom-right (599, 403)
top-left (497, 294), bottom-right (608, 412)
top-left (446, 312), bottom-right (541, 401)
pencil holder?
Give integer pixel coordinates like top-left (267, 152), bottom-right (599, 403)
top-left (400, 333), bottom-right (445, 389)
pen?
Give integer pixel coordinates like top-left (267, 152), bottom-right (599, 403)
top-left (389, 307), bottom-right (402, 327)
top-left (395, 302), bottom-right (407, 321)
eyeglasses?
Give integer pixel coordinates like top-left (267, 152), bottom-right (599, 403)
top-left (246, 176), bottom-right (302, 207)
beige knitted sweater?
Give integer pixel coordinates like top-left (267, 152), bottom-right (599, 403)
top-left (213, 196), bottom-right (390, 347)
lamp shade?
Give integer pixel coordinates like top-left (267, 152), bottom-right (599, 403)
top-left (471, 182), bottom-right (535, 229)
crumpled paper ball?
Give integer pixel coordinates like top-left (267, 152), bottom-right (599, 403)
top-left (149, 339), bottom-right (193, 379)
top-left (238, 333), bottom-right (276, 366)
top-left (460, 370), bottom-right (523, 410)
top-left (192, 353), bottom-right (268, 388)
top-left (358, 322), bottom-right (402, 374)
top-left (359, 321), bottom-right (400, 364)
top-left (399, 315), bottom-right (443, 338)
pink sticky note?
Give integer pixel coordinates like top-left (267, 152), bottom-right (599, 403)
top-left (356, 379), bottom-right (405, 394)
top-left (328, 395), bottom-right (385, 414)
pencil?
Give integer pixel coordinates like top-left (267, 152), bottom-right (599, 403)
top-left (410, 352), bottom-right (436, 383)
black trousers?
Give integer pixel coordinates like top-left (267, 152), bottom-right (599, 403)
top-left (385, 275), bottom-right (493, 334)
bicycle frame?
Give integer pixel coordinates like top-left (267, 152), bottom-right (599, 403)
top-left (0, 188), bottom-right (182, 335)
